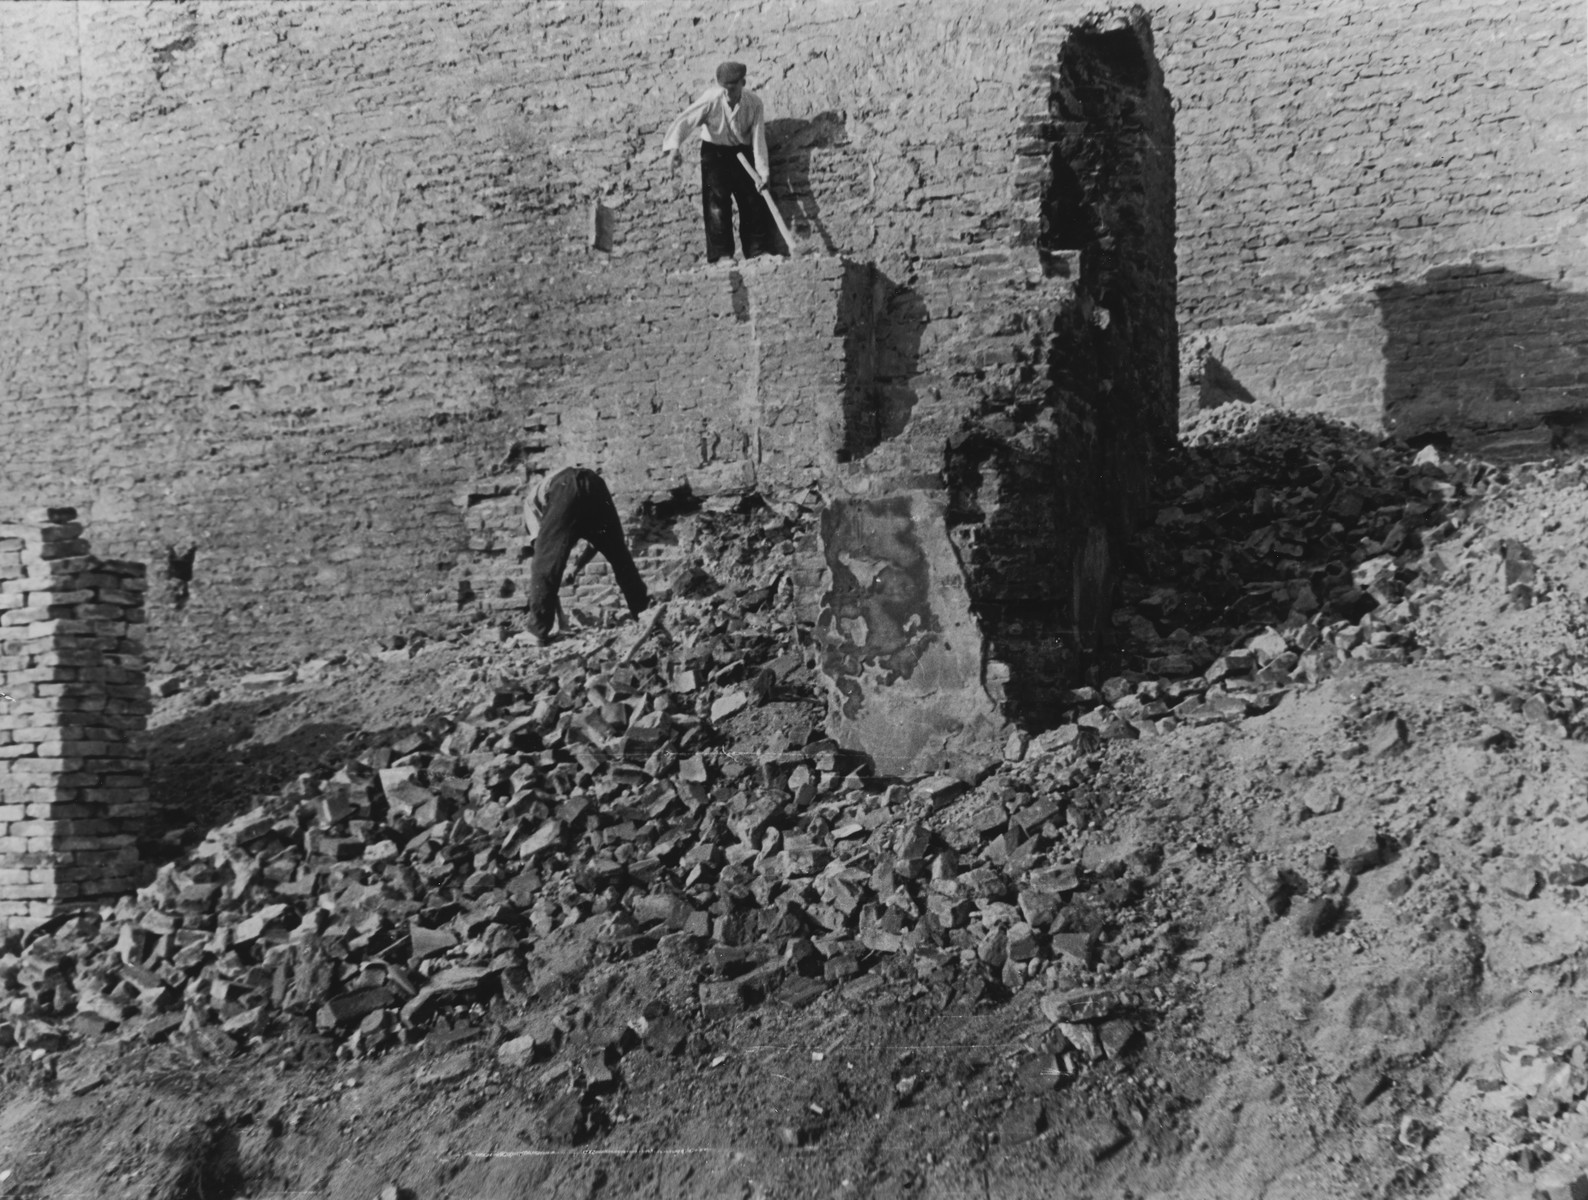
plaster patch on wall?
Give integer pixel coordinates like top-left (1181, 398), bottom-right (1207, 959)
top-left (818, 491), bottom-right (1006, 778)
top-left (819, 495), bottom-right (939, 707)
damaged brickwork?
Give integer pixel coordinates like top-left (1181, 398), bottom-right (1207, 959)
top-left (939, 15), bottom-right (1177, 730)
top-left (808, 9), bottom-right (1176, 774)
top-left (0, 510), bottom-right (151, 930)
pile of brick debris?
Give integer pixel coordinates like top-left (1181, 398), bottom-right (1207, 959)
top-left (4, 408), bottom-right (1564, 1096)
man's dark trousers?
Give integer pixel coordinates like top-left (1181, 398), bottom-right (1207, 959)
top-left (701, 142), bottom-right (773, 263)
top-left (527, 469), bottom-right (649, 639)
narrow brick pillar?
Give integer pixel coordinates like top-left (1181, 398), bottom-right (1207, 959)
top-left (743, 254), bottom-right (859, 488)
top-left (0, 508), bottom-right (151, 930)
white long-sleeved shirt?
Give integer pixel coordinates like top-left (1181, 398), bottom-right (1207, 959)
top-left (661, 85), bottom-right (770, 184)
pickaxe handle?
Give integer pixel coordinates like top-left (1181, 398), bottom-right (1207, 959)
top-left (737, 157), bottom-right (798, 259)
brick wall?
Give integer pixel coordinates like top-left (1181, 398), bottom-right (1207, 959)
top-left (1161, 0), bottom-right (1588, 445)
top-left (1379, 266), bottom-right (1588, 455)
top-left (0, 511), bottom-right (150, 930)
top-left (1, 0), bottom-right (1095, 665)
top-left (452, 253), bottom-right (875, 618)
top-left (0, 0), bottom-right (1581, 670)
top-left (0, 4), bottom-right (92, 514)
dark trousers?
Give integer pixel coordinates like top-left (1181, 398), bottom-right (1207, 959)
top-left (701, 142), bottom-right (775, 263)
top-left (527, 469), bottom-right (649, 638)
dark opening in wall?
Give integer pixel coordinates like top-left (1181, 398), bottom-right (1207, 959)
top-left (164, 543), bottom-right (197, 611)
top-left (1044, 158), bottom-right (1091, 253)
top-left (1081, 27), bottom-right (1151, 86)
top-left (945, 12), bottom-right (1177, 729)
top-left (1403, 431), bottom-right (1454, 455)
top-left (1041, 26), bottom-right (1155, 277)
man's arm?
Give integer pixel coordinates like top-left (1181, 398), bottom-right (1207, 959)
top-left (568, 541), bottom-right (598, 580)
top-left (751, 97), bottom-right (770, 186)
top-left (661, 91), bottom-right (716, 160)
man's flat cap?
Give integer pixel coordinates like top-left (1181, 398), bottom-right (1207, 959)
top-left (716, 61), bottom-right (747, 86)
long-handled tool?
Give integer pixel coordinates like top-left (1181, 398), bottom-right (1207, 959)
top-left (618, 601), bottom-right (669, 665)
top-left (737, 157), bottom-right (798, 259)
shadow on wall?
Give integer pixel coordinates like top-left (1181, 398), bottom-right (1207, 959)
top-left (837, 264), bottom-right (926, 462)
top-left (766, 113), bottom-right (847, 255)
top-left (1379, 266), bottom-right (1588, 459)
top-left (1182, 340), bottom-right (1258, 414)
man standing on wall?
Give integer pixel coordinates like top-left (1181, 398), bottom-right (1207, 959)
top-left (523, 465), bottom-right (650, 647)
top-left (662, 61), bottom-right (779, 264)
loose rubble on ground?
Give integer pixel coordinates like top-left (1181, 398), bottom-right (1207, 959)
top-left (10, 409), bottom-right (1588, 1198)
top-left (0, 491), bottom-right (1183, 1079)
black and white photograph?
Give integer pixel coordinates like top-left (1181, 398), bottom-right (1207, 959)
top-left (0, 1), bottom-right (1584, 1196)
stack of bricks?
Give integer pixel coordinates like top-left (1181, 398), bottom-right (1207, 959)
top-left (0, 507), bottom-right (151, 930)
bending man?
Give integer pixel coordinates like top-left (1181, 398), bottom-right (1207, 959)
top-left (662, 60), bottom-right (777, 263)
top-left (523, 465), bottom-right (649, 645)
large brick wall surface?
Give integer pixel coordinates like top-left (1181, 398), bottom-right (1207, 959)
top-left (0, 0), bottom-right (1581, 668)
top-left (1162, 0), bottom-right (1588, 442)
top-left (2, 0), bottom-right (1105, 665)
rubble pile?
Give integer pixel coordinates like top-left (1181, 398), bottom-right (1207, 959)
top-left (1458, 1040), bottom-right (1588, 1184)
top-left (0, 640), bottom-right (1179, 1075)
top-left (1041, 409), bottom-right (1490, 745)
top-left (2, 412), bottom-right (1567, 1140)
top-left (16, 410), bottom-right (1588, 1198)
top-left (1406, 457), bottom-right (1588, 740)
top-left (0, 498), bottom-right (1179, 1078)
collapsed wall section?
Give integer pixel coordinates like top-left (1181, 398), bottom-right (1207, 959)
top-left (0, 510), bottom-right (150, 930)
top-left (819, 9), bottom-right (1178, 772)
top-left (946, 12), bottom-right (1177, 726)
